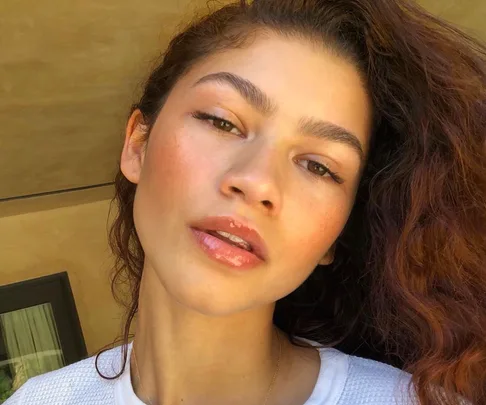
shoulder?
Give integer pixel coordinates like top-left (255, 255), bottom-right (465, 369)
top-left (337, 351), bottom-right (417, 405)
top-left (295, 337), bottom-right (417, 405)
top-left (4, 344), bottom-right (129, 405)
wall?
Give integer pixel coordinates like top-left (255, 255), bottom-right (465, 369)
top-left (0, 198), bottom-right (124, 356)
top-left (0, 0), bottom-right (209, 199)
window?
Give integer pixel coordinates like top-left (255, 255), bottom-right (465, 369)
top-left (0, 272), bottom-right (87, 402)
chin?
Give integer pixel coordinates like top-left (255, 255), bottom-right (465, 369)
top-left (145, 247), bottom-right (272, 317)
top-left (178, 290), bottom-right (253, 316)
top-left (161, 273), bottom-right (259, 317)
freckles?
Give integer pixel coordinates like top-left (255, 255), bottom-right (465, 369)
top-left (146, 125), bottom-right (216, 203)
top-left (148, 145), bottom-right (182, 193)
top-left (148, 129), bottom-right (189, 186)
top-left (301, 206), bottom-right (348, 250)
top-left (283, 194), bottom-right (345, 253)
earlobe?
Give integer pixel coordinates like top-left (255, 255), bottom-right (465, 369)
top-left (120, 110), bottom-right (148, 184)
top-left (319, 245), bottom-right (335, 266)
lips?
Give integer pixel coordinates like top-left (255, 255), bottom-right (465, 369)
top-left (205, 230), bottom-right (252, 252)
top-left (190, 216), bottom-right (268, 261)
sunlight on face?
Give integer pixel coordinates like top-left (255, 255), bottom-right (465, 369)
top-left (124, 33), bottom-right (372, 315)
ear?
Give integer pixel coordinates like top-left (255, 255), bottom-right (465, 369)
top-left (120, 110), bottom-right (148, 184)
top-left (318, 245), bottom-right (335, 266)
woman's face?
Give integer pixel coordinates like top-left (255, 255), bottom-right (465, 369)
top-left (121, 33), bottom-right (372, 316)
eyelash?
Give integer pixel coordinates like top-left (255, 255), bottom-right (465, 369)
top-left (299, 160), bottom-right (344, 184)
top-left (191, 111), bottom-right (243, 136)
top-left (191, 110), bottom-right (344, 184)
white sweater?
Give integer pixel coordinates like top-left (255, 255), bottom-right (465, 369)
top-left (5, 340), bottom-right (416, 405)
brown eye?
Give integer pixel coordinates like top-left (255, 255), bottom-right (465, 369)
top-left (192, 111), bottom-right (243, 136)
top-left (212, 118), bottom-right (235, 132)
top-left (297, 159), bottom-right (344, 184)
top-left (307, 161), bottom-right (328, 176)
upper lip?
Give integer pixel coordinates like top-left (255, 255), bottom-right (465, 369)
top-left (190, 215), bottom-right (268, 261)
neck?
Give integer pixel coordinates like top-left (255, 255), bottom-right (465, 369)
top-left (130, 268), bottom-right (286, 405)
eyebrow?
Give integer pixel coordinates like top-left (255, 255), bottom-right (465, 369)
top-left (193, 71), bottom-right (365, 165)
top-left (298, 118), bottom-right (365, 165)
top-left (193, 72), bottom-right (277, 116)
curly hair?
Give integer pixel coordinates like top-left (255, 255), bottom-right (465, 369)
top-left (95, 1), bottom-right (486, 404)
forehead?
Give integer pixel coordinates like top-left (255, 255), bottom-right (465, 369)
top-left (176, 33), bottom-right (372, 150)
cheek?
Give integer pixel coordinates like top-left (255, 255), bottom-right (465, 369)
top-left (267, 202), bottom-right (350, 302)
top-left (282, 199), bottom-right (350, 267)
top-left (146, 137), bottom-right (186, 193)
top-left (139, 120), bottom-right (218, 214)
top-left (132, 120), bottom-right (214, 257)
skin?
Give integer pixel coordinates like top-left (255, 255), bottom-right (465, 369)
top-left (120, 32), bottom-right (372, 405)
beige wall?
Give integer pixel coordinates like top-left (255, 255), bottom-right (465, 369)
top-left (0, 0), bottom-right (210, 200)
top-left (0, 198), bottom-right (123, 356)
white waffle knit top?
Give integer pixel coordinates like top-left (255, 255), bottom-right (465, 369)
top-left (5, 339), bottom-right (417, 405)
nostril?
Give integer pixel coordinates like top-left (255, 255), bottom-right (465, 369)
top-left (227, 186), bottom-right (273, 210)
top-left (230, 186), bottom-right (243, 194)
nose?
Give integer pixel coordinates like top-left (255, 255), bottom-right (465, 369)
top-left (219, 143), bottom-right (283, 216)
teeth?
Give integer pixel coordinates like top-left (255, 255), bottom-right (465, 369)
top-left (215, 230), bottom-right (252, 251)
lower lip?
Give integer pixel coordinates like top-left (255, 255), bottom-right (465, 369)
top-left (190, 228), bottom-right (264, 270)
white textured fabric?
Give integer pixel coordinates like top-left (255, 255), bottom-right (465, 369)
top-left (5, 340), bottom-right (417, 405)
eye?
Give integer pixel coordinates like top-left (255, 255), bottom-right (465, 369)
top-left (298, 159), bottom-right (344, 184)
top-left (192, 111), bottom-right (243, 136)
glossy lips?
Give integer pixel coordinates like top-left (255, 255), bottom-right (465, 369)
top-left (190, 216), bottom-right (268, 270)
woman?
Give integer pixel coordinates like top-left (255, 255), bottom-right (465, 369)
top-left (7, 0), bottom-right (485, 404)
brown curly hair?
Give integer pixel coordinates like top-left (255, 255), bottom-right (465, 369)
top-left (96, 1), bottom-right (486, 404)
